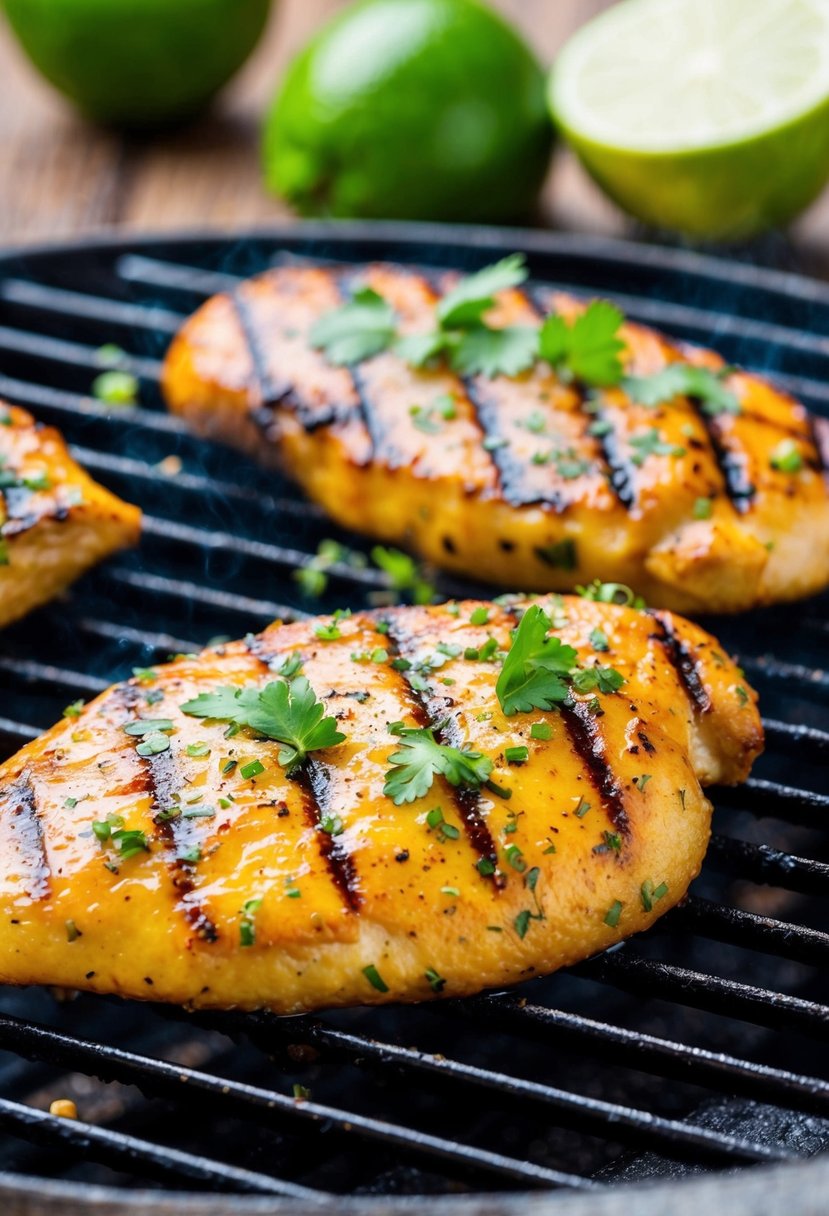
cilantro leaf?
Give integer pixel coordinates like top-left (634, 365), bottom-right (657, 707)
top-left (571, 666), bottom-right (625, 694)
top-left (371, 545), bottom-right (435, 605)
top-left (383, 726), bottom-right (493, 805)
top-left (394, 330), bottom-right (455, 368)
top-left (451, 325), bottom-right (538, 378)
top-left (628, 427), bottom-right (686, 466)
top-left (624, 362), bottom-right (740, 416)
top-left (495, 605), bottom-right (579, 716)
top-left (309, 287), bottom-right (396, 365)
top-left (181, 677), bottom-right (345, 773)
top-left (437, 254), bottom-right (529, 329)
top-left (539, 300), bottom-right (625, 387)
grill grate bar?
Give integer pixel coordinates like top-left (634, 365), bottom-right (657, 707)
top-left (460, 995), bottom-right (829, 1116)
top-left (0, 324), bottom-right (162, 381)
top-left (760, 719), bottom-right (829, 759)
top-left (711, 777), bottom-right (829, 825)
top-left (224, 1012), bottom-right (790, 1165)
top-left (737, 652), bottom-right (829, 692)
top-left (0, 374), bottom-right (188, 435)
top-left (0, 1096), bottom-right (321, 1198)
top-left (118, 254), bottom-right (244, 296)
top-left (0, 1012), bottom-right (593, 1192)
top-left (104, 566), bottom-right (307, 624)
top-left (0, 658), bottom-right (107, 697)
top-left (0, 278), bottom-right (184, 334)
top-left (575, 952), bottom-right (829, 1038)
top-left (707, 834), bottom-right (829, 896)
top-left (72, 616), bottom-right (198, 659)
top-left (672, 895), bottom-right (829, 966)
top-left (72, 445), bottom-right (327, 520)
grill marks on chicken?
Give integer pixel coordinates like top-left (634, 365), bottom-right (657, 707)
top-left (163, 261), bottom-right (829, 612)
top-left (0, 402), bottom-right (141, 628)
top-left (0, 598), bottom-right (762, 1013)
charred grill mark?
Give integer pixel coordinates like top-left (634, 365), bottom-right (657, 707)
top-left (243, 631), bottom-right (362, 913)
top-left (384, 620), bottom-right (501, 881)
top-left (561, 700), bottom-right (629, 835)
top-left (295, 761), bottom-right (361, 912)
top-left (648, 611), bottom-right (712, 714)
top-left (231, 286), bottom-right (338, 434)
top-left (688, 401), bottom-right (756, 512)
top-left (579, 391), bottom-right (637, 509)
top-left (6, 771), bottom-right (49, 900)
top-left (111, 682), bottom-right (218, 942)
top-left (464, 377), bottom-right (566, 509)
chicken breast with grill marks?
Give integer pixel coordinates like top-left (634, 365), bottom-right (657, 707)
top-left (0, 403), bottom-right (140, 627)
top-left (161, 260), bottom-right (829, 614)
top-left (0, 597), bottom-right (761, 1013)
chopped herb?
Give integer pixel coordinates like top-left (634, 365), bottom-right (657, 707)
top-left (602, 831), bottom-right (622, 853)
top-left (530, 721), bottom-right (553, 741)
top-left (504, 745), bottom-right (529, 765)
top-left (536, 538), bottom-right (578, 570)
top-left (539, 300), bottom-right (625, 387)
top-left (221, 759), bottom-right (237, 775)
top-left (735, 684), bottom-right (749, 706)
top-left (132, 667), bottom-right (157, 683)
top-left (65, 919), bottom-right (80, 942)
top-left (309, 287), bottom-right (396, 365)
top-left (770, 438), bottom-right (804, 474)
top-left (145, 689), bottom-right (164, 706)
top-left (571, 665), bottom-right (625, 695)
top-left (384, 726), bottom-right (492, 805)
top-left (182, 677), bottom-right (346, 774)
top-left (186, 742), bottom-right (211, 758)
top-left (543, 840), bottom-right (557, 855)
top-left (640, 879), bottom-right (668, 912)
top-left (65, 797), bottom-right (78, 809)
top-left (476, 857), bottom-right (496, 877)
top-left (440, 886), bottom-right (460, 898)
top-left (272, 653), bottom-right (304, 678)
top-left (293, 1084), bottom-right (311, 1100)
top-left (182, 806), bottom-right (215, 819)
top-left (577, 580), bottom-right (645, 608)
top-left (504, 844), bottom-right (526, 872)
top-left (425, 967), bottom-right (446, 992)
top-left (136, 733), bottom-right (171, 757)
top-left (371, 545), bottom-right (435, 605)
top-left (425, 805), bottom-right (461, 842)
top-left (91, 370), bottom-right (139, 406)
top-left (485, 779), bottom-right (512, 800)
top-left (633, 774), bottom-right (652, 791)
top-left (604, 900), bottom-right (623, 928)
top-left (470, 606), bottom-right (490, 626)
top-left (314, 621), bottom-right (342, 641)
top-left (122, 719), bottom-right (174, 737)
top-left (629, 427), bottom-right (686, 466)
top-left (63, 700), bottom-right (84, 719)
top-left (574, 797), bottom-right (591, 818)
top-left (514, 909), bottom-right (532, 939)
top-left (362, 963), bottom-right (389, 993)
top-left (240, 897), bottom-right (262, 947)
top-left (589, 628), bottom-right (610, 653)
top-left (625, 362), bottom-right (740, 416)
top-left (294, 565), bottom-right (328, 598)
top-left (240, 759), bottom-right (266, 780)
top-left (678, 788), bottom-right (687, 811)
top-left (693, 497), bottom-right (713, 520)
top-left (320, 813), bottom-right (345, 836)
top-left (178, 845), bottom-right (202, 864)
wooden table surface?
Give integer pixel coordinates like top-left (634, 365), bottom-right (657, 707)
top-left (1, 0), bottom-right (829, 276)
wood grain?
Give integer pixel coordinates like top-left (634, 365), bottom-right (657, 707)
top-left (0, 0), bottom-right (828, 276)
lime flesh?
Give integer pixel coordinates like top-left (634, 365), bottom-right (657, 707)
top-left (550, 0), bottom-right (829, 239)
top-left (263, 0), bottom-right (554, 223)
top-left (3, 0), bottom-right (272, 127)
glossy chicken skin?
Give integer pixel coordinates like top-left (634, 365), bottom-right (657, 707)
top-left (0, 403), bottom-right (140, 627)
top-left (162, 261), bottom-right (829, 614)
top-left (0, 597), bottom-right (761, 1013)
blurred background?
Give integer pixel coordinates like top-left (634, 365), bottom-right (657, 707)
top-left (2, 0), bottom-right (829, 272)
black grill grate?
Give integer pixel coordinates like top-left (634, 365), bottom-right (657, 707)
top-left (0, 222), bottom-right (826, 1207)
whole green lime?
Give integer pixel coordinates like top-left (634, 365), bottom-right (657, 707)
top-left (2, 0), bottom-right (272, 127)
top-left (263, 0), bottom-right (553, 222)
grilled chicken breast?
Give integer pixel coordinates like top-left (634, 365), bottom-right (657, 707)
top-left (0, 403), bottom-right (140, 628)
top-left (162, 261), bottom-right (829, 614)
top-left (0, 597), bottom-right (761, 1013)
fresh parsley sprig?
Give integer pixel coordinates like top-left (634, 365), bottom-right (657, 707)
top-left (539, 300), bottom-right (626, 387)
top-left (383, 724), bottom-right (493, 806)
top-left (495, 605), bottom-right (579, 715)
top-left (624, 362), bottom-right (740, 416)
top-left (309, 287), bottom-right (397, 366)
top-left (495, 604), bottom-right (625, 716)
top-left (181, 677), bottom-right (345, 773)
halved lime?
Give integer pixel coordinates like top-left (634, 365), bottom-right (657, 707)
top-left (549, 0), bottom-right (829, 239)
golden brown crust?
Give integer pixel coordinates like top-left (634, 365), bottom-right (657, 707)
top-left (162, 263), bottom-right (829, 613)
top-left (0, 402), bottom-right (141, 627)
top-left (0, 596), bottom-right (762, 1013)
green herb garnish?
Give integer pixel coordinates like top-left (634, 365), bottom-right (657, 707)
top-left (384, 726), bottom-right (493, 805)
top-left (309, 287), bottom-right (396, 365)
top-left (625, 363), bottom-right (740, 416)
top-left (538, 300), bottom-right (625, 387)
